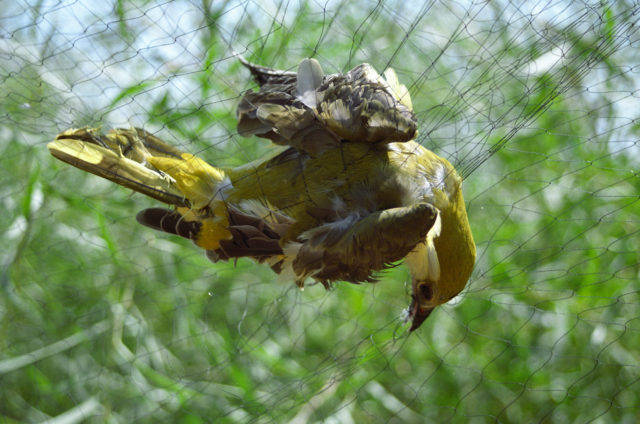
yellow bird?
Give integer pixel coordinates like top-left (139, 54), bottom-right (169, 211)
top-left (48, 58), bottom-right (476, 331)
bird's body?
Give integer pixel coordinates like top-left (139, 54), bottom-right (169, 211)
top-left (48, 57), bottom-right (475, 331)
top-left (227, 140), bottom-right (443, 242)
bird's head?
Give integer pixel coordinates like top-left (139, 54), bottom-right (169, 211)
top-left (406, 175), bottom-right (476, 332)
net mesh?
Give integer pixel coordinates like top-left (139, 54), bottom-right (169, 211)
top-left (1, 1), bottom-right (639, 422)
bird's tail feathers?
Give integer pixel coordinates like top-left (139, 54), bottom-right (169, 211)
top-left (48, 127), bottom-right (229, 207)
top-left (136, 206), bottom-right (231, 251)
top-left (48, 127), bottom-right (233, 249)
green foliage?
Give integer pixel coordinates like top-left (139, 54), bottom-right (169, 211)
top-left (1, 1), bottom-right (639, 422)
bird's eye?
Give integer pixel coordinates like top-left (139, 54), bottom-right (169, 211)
top-left (418, 283), bottom-right (433, 302)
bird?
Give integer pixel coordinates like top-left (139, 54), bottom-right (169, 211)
top-left (47, 57), bottom-right (476, 331)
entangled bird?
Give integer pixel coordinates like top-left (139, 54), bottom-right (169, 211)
top-left (47, 57), bottom-right (476, 331)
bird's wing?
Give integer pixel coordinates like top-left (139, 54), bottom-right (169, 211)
top-left (287, 202), bottom-right (439, 287)
top-left (238, 55), bottom-right (298, 89)
top-left (314, 63), bottom-right (417, 144)
top-left (48, 127), bottom-right (188, 206)
top-left (237, 58), bottom-right (417, 156)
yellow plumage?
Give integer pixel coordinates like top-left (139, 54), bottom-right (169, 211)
top-left (47, 58), bottom-right (475, 331)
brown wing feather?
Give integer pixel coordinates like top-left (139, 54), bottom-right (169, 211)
top-left (293, 203), bottom-right (439, 287)
top-left (237, 59), bottom-right (417, 156)
top-left (238, 56), bottom-right (297, 88)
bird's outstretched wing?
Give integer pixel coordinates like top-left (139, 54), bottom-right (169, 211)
top-left (237, 57), bottom-right (417, 156)
top-left (48, 127), bottom-right (188, 206)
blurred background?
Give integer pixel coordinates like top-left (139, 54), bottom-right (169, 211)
top-left (1, 1), bottom-right (638, 422)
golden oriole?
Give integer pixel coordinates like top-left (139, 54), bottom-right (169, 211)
top-left (48, 58), bottom-right (476, 331)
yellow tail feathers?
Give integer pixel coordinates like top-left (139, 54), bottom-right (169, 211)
top-left (48, 127), bottom-right (232, 250)
top-left (147, 153), bottom-right (226, 210)
top-left (174, 205), bottom-right (232, 251)
top-left (146, 153), bottom-right (231, 250)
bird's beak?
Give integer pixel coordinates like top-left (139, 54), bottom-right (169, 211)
top-left (409, 296), bottom-right (433, 332)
